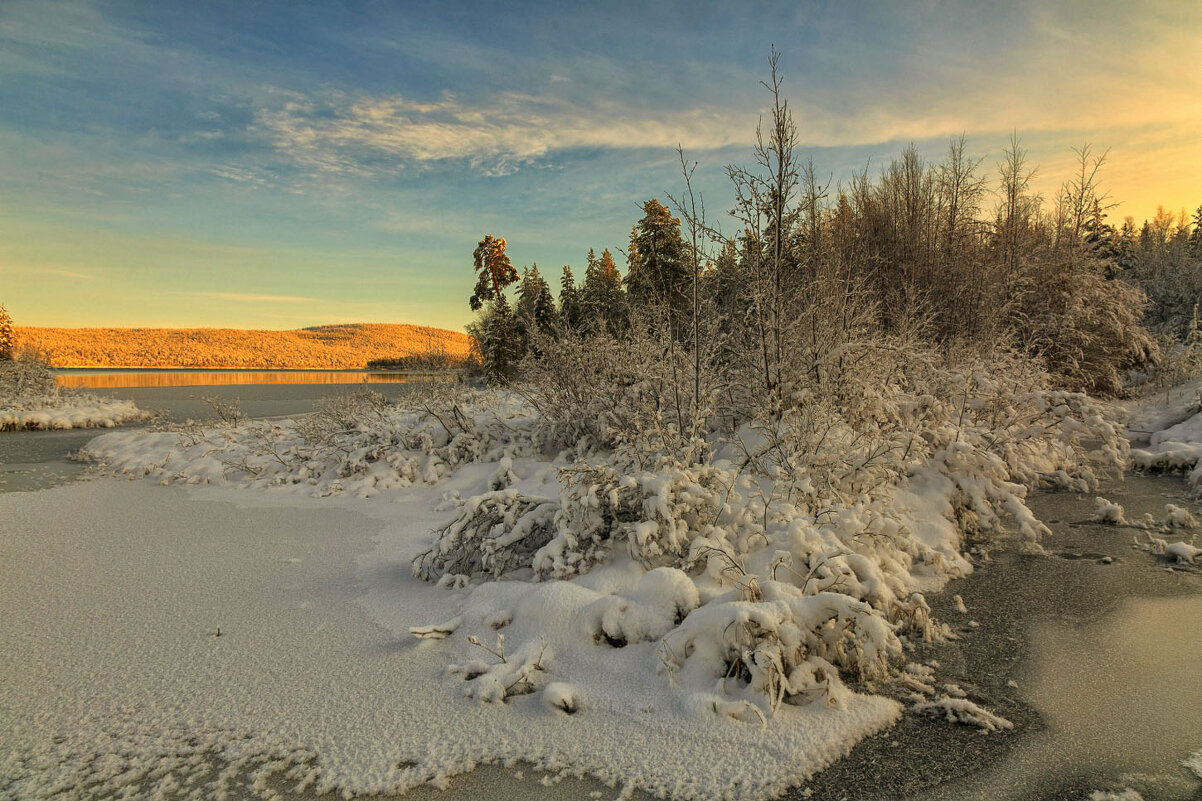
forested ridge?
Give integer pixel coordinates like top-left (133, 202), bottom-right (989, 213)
top-left (14, 323), bottom-right (470, 369)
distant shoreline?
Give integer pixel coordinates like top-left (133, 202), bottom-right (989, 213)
top-left (55, 367), bottom-right (419, 373)
top-left (16, 323), bottom-right (471, 370)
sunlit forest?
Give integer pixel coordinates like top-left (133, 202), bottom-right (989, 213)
top-left (14, 323), bottom-right (470, 369)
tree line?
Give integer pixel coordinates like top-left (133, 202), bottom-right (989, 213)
top-left (467, 56), bottom-right (1192, 409)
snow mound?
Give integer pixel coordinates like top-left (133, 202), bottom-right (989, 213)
top-left (1130, 412), bottom-right (1202, 485)
top-left (1091, 497), bottom-right (1127, 525)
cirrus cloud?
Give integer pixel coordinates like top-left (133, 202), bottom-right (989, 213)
top-left (254, 91), bottom-right (748, 176)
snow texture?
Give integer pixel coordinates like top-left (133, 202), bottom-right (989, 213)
top-left (911, 696), bottom-right (1014, 732)
top-left (1130, 412), bottom-right (1202, 484)
top-left (1091, 497), bottom-right (1128, 525)
top-left (0, 480), bottom-right (898, 801)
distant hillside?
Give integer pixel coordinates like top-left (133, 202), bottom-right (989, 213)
top-left (15, 323), bottom-right (471, 369)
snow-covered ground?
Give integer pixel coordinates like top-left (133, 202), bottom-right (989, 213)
top-left (3, 378), bottom-right (1183, 800)
top-left (0, 480), bottom-right (897, 801)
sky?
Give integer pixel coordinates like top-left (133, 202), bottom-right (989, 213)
top-left (2, 0), bottom-right (1200, 332)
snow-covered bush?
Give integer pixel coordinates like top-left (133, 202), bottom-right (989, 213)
top-left (659, 581), bottom-right (901, 715)
top-left (84, 386), bottom-right (540, 493)
top-left (1, 348), bottom-right (148, 431)
top-left (1009, 250), bottom-right (1157, 396)
top-left (413, 490), bottom-right (559, 581)
top-left (516, 324), bottom-right (717, 458)
top-left (408, 344), bottom-right (1126, 717)
top-left (0, 348), bottom-right (58, 403)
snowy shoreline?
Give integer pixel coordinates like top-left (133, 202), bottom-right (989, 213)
top-left (0, 396), bottom-right (149, 431)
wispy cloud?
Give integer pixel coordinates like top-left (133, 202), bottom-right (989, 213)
top-left (255, 91), bottom-right (747, 176)
top-left (200, 292), bottom-right (316, 303)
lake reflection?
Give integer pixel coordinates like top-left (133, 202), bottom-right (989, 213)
top-left (55, 370), bottom-right (419, 389)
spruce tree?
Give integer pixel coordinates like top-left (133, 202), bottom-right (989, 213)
top-left (582, 248), bottom-right (627, 334)
top-left (478, 295), bottom-right (519, 384)
top-left (532, 277), bottom-right (559, 337)
top-left (1191, 206), bottom-right (1202, 258)
top-left (0, 304), bottom-right (13, 361)
top-left (515, 264), bottom-right (558, 354)
top-left (625, 199), bottom-right (690, 332)
top-left (558, 266), bottom-right (583, 331)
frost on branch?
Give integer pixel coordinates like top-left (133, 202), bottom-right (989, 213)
top-left (535, 454), bottom-right (759, 579)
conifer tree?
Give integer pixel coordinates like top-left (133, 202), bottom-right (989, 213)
top-left (558, 266), bottom-right (583, 331)
top-left (582, 248), bottom-right (627, 334)
top-left (515, 264), bottom-right (559, 354)
top-left (625, 199), bottom-right (689, 332)
top-left (1191, 206), bottom-right (1202, 258)
top-left (479, 295), bottom-right (519, 384)
top-left (0, 304), bottom-right (13, 361)
top-left (470, 234), bottom-right (519, 311)
top-left (468, 234), bottom-right (521, 383)
top-left (532, 277), bottom-right (559, 337)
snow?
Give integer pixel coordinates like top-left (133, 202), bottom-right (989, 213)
top-left (1184, 749), bottom-right (1202, 779)
top-left (1090, 790), bottom-right (1144, 801)
top-left (1130, 412), bottom-right (1202, 482)
top-left (1118, 375), bottom-right (1202, 440)
top-left (911, 696), bottom-right (1013, 732)
top-left (0, 395), bottom-right (148, 431)
top-left (1163, 540), bottom-right (1199, 564)
top-left (0, 481), bottom-right (897, 801)
top-left (6, 379), bottom-right (1132, 798)
top-left (1091, 496), bottom-right (1128, 525)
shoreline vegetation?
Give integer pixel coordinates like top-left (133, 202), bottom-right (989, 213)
top-left (13, 322), bottom-right (471, 370)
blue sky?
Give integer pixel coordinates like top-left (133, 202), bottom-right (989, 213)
top-left (2, 0), bottom-right (1200, 331)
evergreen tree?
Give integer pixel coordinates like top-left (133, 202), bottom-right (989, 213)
top-left (515, 264), bottom-right (559, 354)
top-left (468, 235), bottom-right (521, 384)
top-left (1083, 200), bottom-right (1120, 276)
top-left (558, 266), bottom-right (583, 331)
top-left (1116, 218), bottom-right (1138, 273)
top-left (625, 199), bottom-right (690, 330)
top-left (708, 238), bottom-right (743, 319)
top-left (582, 248), bottom-right (627, 334)
top-left (532, 277), bottom-right (559, 337)
top-left (1191, 206), bottom-right (1202, 258)
top-left (466, 295), bottom-right (519, 384)
top-left (1138, 220), bottom-right (1154, 252)
top-left (470, 234), bottom-right (519, 311)
top-left (0, 304), bottom-right (13, 361)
